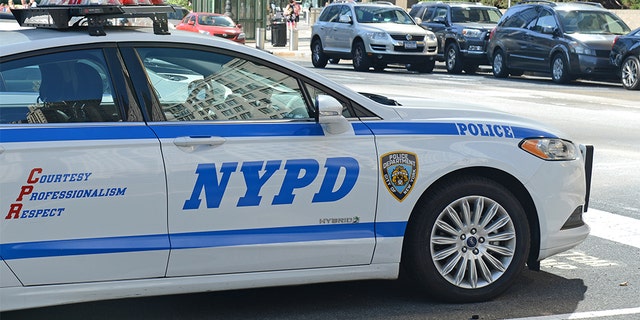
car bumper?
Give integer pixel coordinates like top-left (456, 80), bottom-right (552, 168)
top-left (572, 54), bottom-right (618, 78)
top-left (528, 144), bottom-right (593, 261)
top-left (460, 39), bottom-right (491, 64)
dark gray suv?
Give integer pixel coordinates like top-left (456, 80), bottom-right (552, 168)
top-left (487, 1), bottom-right (630, 83)
top-left (409, 2), bottom-right (502, 74)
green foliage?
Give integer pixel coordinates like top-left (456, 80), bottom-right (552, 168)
top-left (168, 0), bottom-right (192, 10)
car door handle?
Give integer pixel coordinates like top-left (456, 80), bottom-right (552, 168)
top-left (173, 136), bottom-right (226, 147)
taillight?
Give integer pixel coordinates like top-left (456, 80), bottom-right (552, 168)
top-left (489, 27), bottom-right (496, 40)
top-left (611, 36), bottom-right (619, 49)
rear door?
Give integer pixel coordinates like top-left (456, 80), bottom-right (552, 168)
top-left (0, 48), bottom-right (169, 286)
top-left (127, 45), bottom-right (379, 276)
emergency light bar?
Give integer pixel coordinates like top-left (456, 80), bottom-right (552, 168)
top-left (11, 0), bottom-right (173, 36)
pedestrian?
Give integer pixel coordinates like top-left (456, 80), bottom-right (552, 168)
top-left (285, 0), bottom-right (300, 29)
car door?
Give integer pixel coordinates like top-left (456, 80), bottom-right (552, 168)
top-left (130, 45), bottom-right (378, 276)
top-left (332, 5), bottom-right (356, 54)
top-left (527, 9), bottom-right (560, 72)
top-left (0, 48), bottom-right (169, 286)
top-left (425, 6), bottom-right (448, 56)
top-left (315, 5), bottom-right (340, 52)
top-left (503, 6), bottom-right (541, 69)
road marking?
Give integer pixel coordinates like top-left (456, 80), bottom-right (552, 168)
top-left (505, 307), bottom-right (640, 320)
top-left (584, 209), bottom-right (640, 249)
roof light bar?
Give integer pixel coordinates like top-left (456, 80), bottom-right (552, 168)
top-left (11, 2), bottom-right (171, 36)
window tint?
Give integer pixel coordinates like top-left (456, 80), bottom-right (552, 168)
top-left (501, 6), bottom-right (539, 28)
top-left (531, 9), bottom-right (557, 32)
top-left (0, 50), bottom-right (121, 124)
top-left (136, 47), bottom-right (312, 121)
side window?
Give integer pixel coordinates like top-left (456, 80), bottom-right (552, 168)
top-left (136, 47), bottom-right (312, 121)
top-left (422, 7), bottom-right (436, 22)
top-left (0, 50), bottom-right (121, 124)
top-left (319, 6), bottom-right (340, 23)
top-left (435, 7), bottom-right (448, 20)
top-left (502, 7), bottom-right (539, 29)
top-left (531, 9), bottom-right (557, 33)
top-left (339, 5), bottom-right (352, 23)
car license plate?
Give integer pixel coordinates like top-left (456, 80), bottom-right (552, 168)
top-left (404, 41), bottom-right (417, 49)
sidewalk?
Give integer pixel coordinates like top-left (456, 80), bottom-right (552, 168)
top-left (246, 20), bottom-right (312, 61)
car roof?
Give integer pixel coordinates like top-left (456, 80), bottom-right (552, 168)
top-left (513, 1), bottom-right (608, 11)
top-left (412, 1), bottom-right (498, 9)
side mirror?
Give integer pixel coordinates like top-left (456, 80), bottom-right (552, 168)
top-left (188, 20), bottom-right (195, 26)
top-left (338, 14), bottom-right (352, 24)
top-left (236, 23), bottom-right (242, 29)
top-left (433, 16), bottom-right (447, 25)
top-left (414, 17), bottom-right (423, 25)
top-left (317, 95), bottom-right (351, 134)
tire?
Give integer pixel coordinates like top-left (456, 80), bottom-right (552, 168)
top-left (352, 41), bottom-right (371, 72)
top-left (407, 60), bottom-right (435, 73)
top-left (551, 53), bottom-right (571, 84)
top-left (329, 58), bottom-right (340, 65)
top-left (311, 39), bottom-right (328, 68)
top-left (621, 55), bottom-right (640, 90)
top-left (492, 49), bottom-right (509, 78)
top-left (402, 176), bottom-right (530, 302)
top-left (463, 63), bottom-right (479, 75)
top-left (445, 43), bottom-right (464, 74)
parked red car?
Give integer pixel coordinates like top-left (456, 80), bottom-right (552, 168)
top-left (176, 12), bottom-right (245, 44)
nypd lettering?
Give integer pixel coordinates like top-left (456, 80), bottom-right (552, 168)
top-left (5, 168), bottom-right (127, 220)
top-left (183, 157), bottom-right (359, 210)
top-left (456, 123), bottom-right (514, 138)
top-left (381, 151), bottom-right (418, 202)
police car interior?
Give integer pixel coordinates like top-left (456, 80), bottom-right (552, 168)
top-left (1, 0), bottom-right (593, 312)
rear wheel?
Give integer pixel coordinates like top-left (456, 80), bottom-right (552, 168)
top-left (492, 49), bottom-right (509, 78)
top-left (311, 39), bottom-right (328, 68)
top-left (445, 43), bottom-right (464, 74)
top-left (621, 55), bottom-right (640, 90)
top-left (352, 41), bottom-right (371, 72)
top-left (403, 176), bottom-right (530, 302)
top-left (551, 53), bottom-right (571, 84)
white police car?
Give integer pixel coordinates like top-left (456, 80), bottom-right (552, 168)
top-left (0, 0), bottom-right (593, 311)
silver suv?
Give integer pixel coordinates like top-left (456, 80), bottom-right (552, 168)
top-left (311, 2), bottom-right (438, 72)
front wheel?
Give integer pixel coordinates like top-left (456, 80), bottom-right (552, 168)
top-left (445, 43), bottom-right (464, 74)
top-left (352, 41), bottom-right (371, 72)
top-left (492, 49), bottom-right (509, 78)
top-left (621, 55), bottom-right (640, 90)
top-left (402, 176), bottom-right (530, 302)
top-left (311, 39), bottom-right (328, 68)
top-left (551, 53), bottom-right (571, 84)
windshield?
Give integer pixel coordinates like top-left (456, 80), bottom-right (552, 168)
top-left (558, 10), bottom-right (630, 35)
top-left (355, 7), bottom-right (415, 24)
top-left (198, 15), bottom-right (235, 27)
top-left (450, 7), bottom-right (502, 24)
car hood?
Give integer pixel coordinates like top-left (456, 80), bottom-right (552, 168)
top-left (382, 95), bottom-right (566, 138)
top-left (360, 23), bottom-right (427, 35)
top-left (455, 22), bottom-right (497, 31)
top-left (567, 33), bottom-right (618, 49)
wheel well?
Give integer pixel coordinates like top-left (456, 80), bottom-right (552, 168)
top-left (404, 166), bottom-right (540, 270)
top-left (352, 37), bottom-right (364, 50)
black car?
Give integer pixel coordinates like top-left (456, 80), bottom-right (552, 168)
top-left (610, 28), bottom-right (640, 90)
top-left (409, 2), bottom-right (502, 74)
top-left (487, 1), bottom-right (631, 84)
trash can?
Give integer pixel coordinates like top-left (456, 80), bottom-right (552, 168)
top-left (271, 21), bottom-right (287, 47)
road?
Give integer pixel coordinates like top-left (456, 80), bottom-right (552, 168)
top-left (3, 63), bottom-right (639, 320)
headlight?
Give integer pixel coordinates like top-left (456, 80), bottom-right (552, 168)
top-left (425, 32), bottom-right (436, 41)
top-left (366, 32), bottom-right (389, 41)
top-left (462, 28), bottom-right (483, 38)
top-left (238, 32), bottom-right (246, 40)
top-left (569, 41), bottom-right (595, 56)
top-left (520, 138), bottom-right (578, 161)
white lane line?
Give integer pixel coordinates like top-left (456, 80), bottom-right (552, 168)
top-left (584, 209), bottom-right (640, 249)
top-left (504, 307), bottom-right (640, 320)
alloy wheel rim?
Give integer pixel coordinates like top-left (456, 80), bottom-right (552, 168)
top-left (430, 196), bottom-right (516, 289)
top-left (553, 58), bottom-right (564, 80)
top-left (622, 58), bottom-right (638, 88)
top-left (494, 54), bottom-right (503, 74)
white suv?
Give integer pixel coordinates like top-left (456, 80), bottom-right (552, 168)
top-left (311, 2), bottom-right (438, 72)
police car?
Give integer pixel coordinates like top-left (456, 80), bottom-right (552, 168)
top-left (0, 0), bottom-right (593, 312)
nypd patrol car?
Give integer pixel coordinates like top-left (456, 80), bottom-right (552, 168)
top-left (0, 1), bottom-right (593, 312)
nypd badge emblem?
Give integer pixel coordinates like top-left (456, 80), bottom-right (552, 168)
top-left (381, 151), bottom-right (418, 201)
